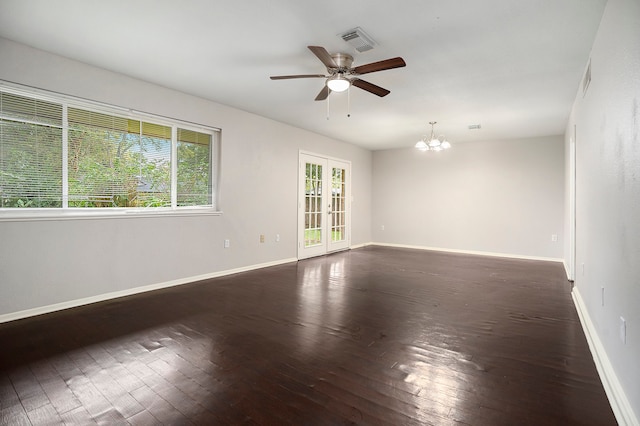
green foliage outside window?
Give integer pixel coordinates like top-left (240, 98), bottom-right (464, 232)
top-left (0, 120), bottom-right (63, 207)
top-left (0, 89), bottom-right (215, 210)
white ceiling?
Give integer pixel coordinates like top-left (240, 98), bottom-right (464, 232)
top-left (0, 0), bottom-right (607, 150)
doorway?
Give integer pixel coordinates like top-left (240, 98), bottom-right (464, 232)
top-left (298, 152), bottom-right (351, 259)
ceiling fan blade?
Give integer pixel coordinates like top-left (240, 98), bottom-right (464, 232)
top-left (352, 57), bottom-right (406, 75)
top-left (315, 85), bottom-right (330, 101)
top-left (270, 74), bottom-right (326, 80)
top-left (351, 79), bottom-right (390, 97)
top-left (308, 46), bottom-right (338, 68)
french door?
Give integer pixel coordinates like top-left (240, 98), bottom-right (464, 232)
top-left (298, 152), bottom-right (351, 259)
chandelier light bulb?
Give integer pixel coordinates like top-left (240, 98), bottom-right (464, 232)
top-left (415, 140), bottom-right (428, 151)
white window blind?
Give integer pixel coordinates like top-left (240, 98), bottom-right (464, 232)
top-left (177, 128), bottom-right (212, 206)
top-left (68, 108), bottom-right (172, 207)
top-left (0, 92), bottom-right (63, 207)
top-left (0, 85), bottom-right (218, 213)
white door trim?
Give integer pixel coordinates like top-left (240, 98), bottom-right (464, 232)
top-left (297, 151), bottom-right (351, 260)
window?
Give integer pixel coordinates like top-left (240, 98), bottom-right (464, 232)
top-left (0, 85), bottom-right (219, 215)
top-left (0, 92), bottom-right (63, 207)
top-left (177, 128), bottom-right (213, 206)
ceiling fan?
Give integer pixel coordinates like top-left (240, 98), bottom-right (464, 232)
top-left (270, 46), bottom-right (406, 101)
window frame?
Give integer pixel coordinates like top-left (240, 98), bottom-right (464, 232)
top-left (0, 82), bottom-right (221, 222)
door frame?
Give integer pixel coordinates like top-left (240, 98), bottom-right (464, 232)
top-left (569, 125), bottom-right (576, 281)
top-left (297, 150), bottom-right (351, 260)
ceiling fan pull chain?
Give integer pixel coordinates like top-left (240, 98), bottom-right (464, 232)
top-left (347, 87), bottom-right (351, 118)
top-left (327, 93), bottom-right (330, 120)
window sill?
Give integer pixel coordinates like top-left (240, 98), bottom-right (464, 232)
top-left (0, 207), bottom-right (223, 222)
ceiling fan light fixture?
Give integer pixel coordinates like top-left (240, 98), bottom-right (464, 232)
top-left (327, 75), bottom-right (350, 92)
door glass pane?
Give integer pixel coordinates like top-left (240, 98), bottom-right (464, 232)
top-left (331, 167), bottom-right (346, 242)
top-left (304, 162), bottom-right (322, 247)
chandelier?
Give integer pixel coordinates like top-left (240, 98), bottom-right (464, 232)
top-left (415, 121), bottom-right (451, 152)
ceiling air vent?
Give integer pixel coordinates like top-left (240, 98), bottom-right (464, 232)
top-left (340, 27), bottom-right (376, 53)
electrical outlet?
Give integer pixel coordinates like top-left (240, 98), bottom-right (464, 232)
top-left (620, 317), bottom-right (626, 344)
top-left (276, 234), bottom-right (280, 242)
top-left (381, 225), bottom-right (385, 231)
top-left (224, 239), bottom-right (230, 248)
top-left (551, 234), bottom-right (558, 242)
top-left (260, 234), bottom-right (265, 243)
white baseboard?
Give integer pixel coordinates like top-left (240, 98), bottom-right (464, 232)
top-left (572, 287), bottom-right (639, 426)
top-left (349, 242), bottom-right (371, 250)
top-left (370, 242), bottom-right (564, 263)
top-left (0, 257), bottom-right (298, 324)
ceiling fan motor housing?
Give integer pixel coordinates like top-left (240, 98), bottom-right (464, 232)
top-left (330, 53), bottom-right (354, 74)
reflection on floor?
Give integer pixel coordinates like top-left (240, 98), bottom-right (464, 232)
top-left (0, 246), bottom-right (616, 425)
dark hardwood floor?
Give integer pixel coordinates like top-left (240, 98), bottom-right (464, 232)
top-left (0, 246), bottom-right (616, 425)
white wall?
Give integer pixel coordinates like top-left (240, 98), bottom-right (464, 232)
top-left (372, 136), bottom-right (565, 259)
top-left (0, 38), bottom-right (372, 319)
top-left (565, 0), bottom-right (640, 422)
